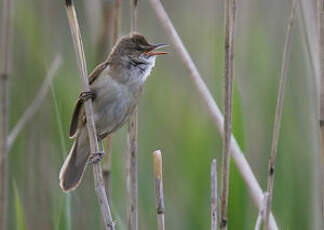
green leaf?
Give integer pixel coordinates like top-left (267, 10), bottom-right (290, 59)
top-left (13, 181), bottom-right (28, 230)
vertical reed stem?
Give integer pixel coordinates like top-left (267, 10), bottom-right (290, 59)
top-left (318, 0), bottom-right (324, 218)
top-left (0, 0), bottom-right (11, 228)
top-left (64, 1), bottom-right (114, 229)
top-left (113, 0), bottom-right (120, 45)
top-left (263, 0), bottom-right (298, 229)
top-left (96, 0), bottom-right (114, 62)
top-left (319, 1), bottom-right (324, 121)
top-left (127, 0), bottom-right (138, 229)
top-left (127, 109), bottom-right (138, 230)
top-left (220, 0), bottom-right (236, 228)
top-left (211, 159), bottom-right (218, 230)
top-left (130, 0), bottom-right (137, 32)
top-left (153, 150), bottom-right (165, 230)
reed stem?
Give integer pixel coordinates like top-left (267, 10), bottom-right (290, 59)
top-left (211, 159), bottom-right (218, 230)
top-left (0, 0), bottom-right (12, 228)
top-left (64, 1), bottom-right (114, 229)
top-left (153, 150), bottom-right (165, 230)
top-left (263, 0), bottom-right (298, 229)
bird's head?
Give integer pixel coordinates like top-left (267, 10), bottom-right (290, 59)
top-left (108, 32), bottom-right (167, 69)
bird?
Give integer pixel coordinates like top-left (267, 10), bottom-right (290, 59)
top-left (59, 32), bottom-right (167, 192)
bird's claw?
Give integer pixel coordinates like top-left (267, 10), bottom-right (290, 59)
top-left (88, 151), bottom-right (104, 164)
top-left (79, 91), bottom-right (95, 102)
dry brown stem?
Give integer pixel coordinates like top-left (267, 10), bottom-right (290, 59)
top-left (263, 0), bottom-right (298, 229)
top-left (153, 150), bottom-right (165, 230)
top-left (220, 0), bottom-right (236, 228)
top-left (318, 0), bottom-right (324, 219)
top-left (96, 0), bottom-right (114, 62)
top-left (64, 0), bottom-right (114, 229)
top-left (0, 0), bottom-right (12, 228)
top-left (211, 159), bottom-right (218, 230)
top-left (130, 0), bottom-right (137, 32)
top-left (113, 0), bottom-right (120, 45)
top-left (127, 109), bottom-right (138, 230)
top-left (319, 0), bottom-right (324, 122)
top-left (127, 1), bottom-right (138, 229)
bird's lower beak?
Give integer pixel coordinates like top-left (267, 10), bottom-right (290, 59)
top-left (145, 43), bottom-right (168, 56)
top-left (146, 51), bottom-right (167, 56)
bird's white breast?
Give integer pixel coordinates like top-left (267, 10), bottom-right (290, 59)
top-left (141, 57), bottom-right (156, 83)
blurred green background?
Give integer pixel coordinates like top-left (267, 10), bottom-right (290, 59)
top-left (1, 0), bottom-right (322, 229)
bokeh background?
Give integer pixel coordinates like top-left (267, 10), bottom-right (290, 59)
top-left (2, 0), bottom-right (322, 229)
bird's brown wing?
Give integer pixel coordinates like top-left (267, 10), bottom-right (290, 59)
top-left (89, 61), bottom-right (109, 84)
top-left (69, 98), bottom-right (84, 138)
top-left (69, 61), bottom-right (109, 138)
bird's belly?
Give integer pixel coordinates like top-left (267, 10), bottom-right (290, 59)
top-left (93, 86), bottom-right (136, 138)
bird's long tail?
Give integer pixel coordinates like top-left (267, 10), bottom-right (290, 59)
top-left (59, 126), bottom-right (90, 192)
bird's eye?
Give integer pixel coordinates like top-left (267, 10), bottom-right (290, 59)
top-left (137, 44), bottom-right (150, 51)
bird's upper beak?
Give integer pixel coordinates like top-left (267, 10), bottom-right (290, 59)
top-left (144, 43), bottom-right (168, 56)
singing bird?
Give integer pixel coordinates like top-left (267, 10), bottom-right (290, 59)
top-left (59, 33), bottom-right (167, 192)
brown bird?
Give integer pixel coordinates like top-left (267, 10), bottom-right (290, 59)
top-left (59, 32), bottom-right (167, 192)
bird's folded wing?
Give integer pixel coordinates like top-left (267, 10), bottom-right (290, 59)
top-left (69, 98), bottom-right (84, 138)
top-left (69, 60), bottom-right (109, 138)
top-left (89, 61), bottom-right (109, 84)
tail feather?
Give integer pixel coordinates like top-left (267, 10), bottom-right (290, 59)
top-left (59, 127), bottom-right (90, 192)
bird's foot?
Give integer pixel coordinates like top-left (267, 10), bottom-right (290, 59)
top-left (88, 151), bottom-right (104, 164)
top-left (79, 91), bottom-right (95, 102)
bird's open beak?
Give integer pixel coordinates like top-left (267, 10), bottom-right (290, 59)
top-left (145, 43), bottom-right (168, 56)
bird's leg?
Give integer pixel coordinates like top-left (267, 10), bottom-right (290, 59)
top-left (79, 90), bottom-right (95, 102)
top-left (88, 138), bottom-right (105, 164)
top-left (88, 151), bottom-right (104, 164)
